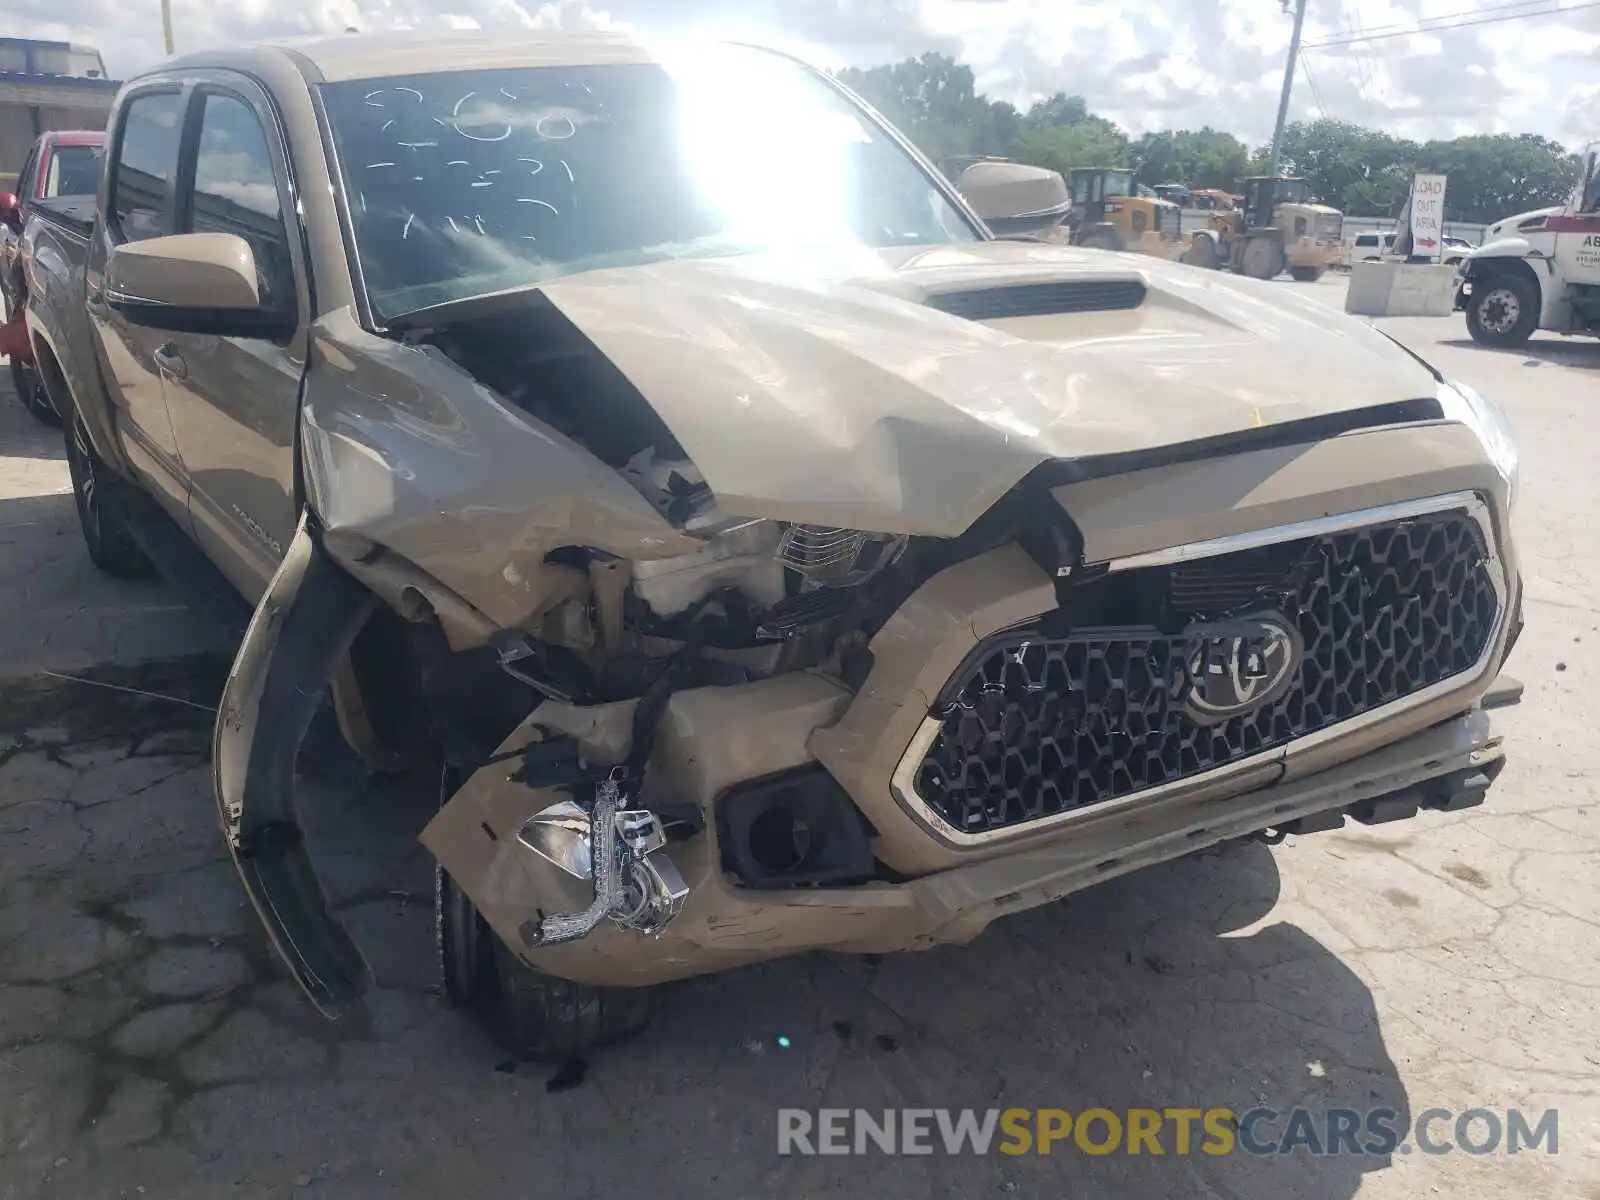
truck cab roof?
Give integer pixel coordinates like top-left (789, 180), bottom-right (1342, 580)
top-left (161, 29), bottom-right (661, 85)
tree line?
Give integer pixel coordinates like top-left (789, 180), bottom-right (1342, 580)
top-left (835, 53), bottom-right (1583, 224)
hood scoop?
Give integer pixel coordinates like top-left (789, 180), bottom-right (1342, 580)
top-left (925, 278), bottom-right (1147, 322)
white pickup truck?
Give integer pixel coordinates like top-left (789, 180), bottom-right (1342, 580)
top-left (1455, 140), bottom-right (1600, 346)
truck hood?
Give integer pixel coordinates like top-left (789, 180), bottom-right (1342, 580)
top-left (1484, 205), bottom-right (1563, 239)
top-left (532, 241), bottom-right (1439, 538)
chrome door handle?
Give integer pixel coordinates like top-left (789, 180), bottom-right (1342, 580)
top-left (153, 342), bottom-right (187, 381)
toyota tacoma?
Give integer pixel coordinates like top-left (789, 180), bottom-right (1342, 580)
top-left (20, 31), bottom-right (1524, 1059)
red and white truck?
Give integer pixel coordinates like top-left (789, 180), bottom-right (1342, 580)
top-left (1454, 140), bottom-right (1600, 347)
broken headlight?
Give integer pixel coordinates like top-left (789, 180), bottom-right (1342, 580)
top-left (1438, 377), bottom-right (1520, 511)
top-left (776, 525), bottom-right (909, 589)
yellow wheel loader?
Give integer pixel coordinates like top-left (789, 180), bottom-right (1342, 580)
top-left (1181, 176), bottom-right (1343, 281)
top-left (1064, 168), bottom-right (1188, 259)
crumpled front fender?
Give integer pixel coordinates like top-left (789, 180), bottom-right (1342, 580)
top-left (214, 510), bottom-right (377, 1016)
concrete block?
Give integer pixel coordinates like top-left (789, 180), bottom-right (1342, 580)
top-left (1345, 259), bottom-right (1397, 315)
top-left (1345, 260), bottom-right (1460, 317)
top-left (1387, 263), bottom-right (1459, 316)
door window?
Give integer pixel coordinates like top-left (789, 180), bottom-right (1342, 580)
top-left (1581, 152), bottom-right (1600, 214)
top-left (111, 91), bottom-right (182, 242)
top-left (185, 92), bottom-right (294, 310)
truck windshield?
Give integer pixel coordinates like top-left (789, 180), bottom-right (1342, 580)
top-left (318, 45), bottom-right (981, 324)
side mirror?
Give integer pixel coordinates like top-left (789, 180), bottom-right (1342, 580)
top-left (105, 232), bottom-right (293, 338)
top-left (0, 191), bottom-right (19, 233)
top-left (956, 161), bottom-right (1072, 238)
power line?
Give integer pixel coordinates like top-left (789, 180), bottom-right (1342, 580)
top-left (1303, 0), bottom-right (1600, 49)
top-left (1320, 0), bottom-right (1567, 39)
top-left (1300, 51), bottom-right (1329, 118)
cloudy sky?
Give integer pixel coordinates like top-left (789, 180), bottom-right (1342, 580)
top-left (4, 0), bottom-right (1598, 147)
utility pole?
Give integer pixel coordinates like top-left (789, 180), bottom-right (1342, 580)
top-left (1268, 0), bottom-right (1309, 176)
top-left (161, 0), bottom-right (175, 55)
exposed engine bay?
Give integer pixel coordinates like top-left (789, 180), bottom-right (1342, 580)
top-left (416, 302), bottom-right (935, 710)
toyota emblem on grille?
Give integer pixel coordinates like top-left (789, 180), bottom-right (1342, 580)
top-left (1177, 614), bottom-right (1302, 725)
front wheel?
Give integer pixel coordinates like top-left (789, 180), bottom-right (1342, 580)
top-left (1465, 274), bottom-right (1539, 348)
top-left (435, 764), bottom-right (657, 1061)
top-left (64, 408), bottom-right (154, 579)
top-left (1240, 237), bottom-right (1286, 280)
top-left (1289, 265), bottom-right (1327, 282)
top-left (9, 356), bottom-right (59, 426)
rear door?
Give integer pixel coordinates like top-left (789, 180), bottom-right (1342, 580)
top-left (86, 84), bottom-right (191, 521)
top-left (160, 73), bottom-right (309, 602)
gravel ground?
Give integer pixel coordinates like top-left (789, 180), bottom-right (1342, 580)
top-left (0, 279), bottom-right (1595, 1199)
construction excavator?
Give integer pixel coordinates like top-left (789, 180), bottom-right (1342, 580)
top-left (1180, 175), bottom-right (1344, 281)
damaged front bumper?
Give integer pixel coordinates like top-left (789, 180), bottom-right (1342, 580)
top-left (425, 676), bottom-right (1504, 989)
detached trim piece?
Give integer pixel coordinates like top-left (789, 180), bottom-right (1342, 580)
top-left (213, 511), bottom-right (376, 1016)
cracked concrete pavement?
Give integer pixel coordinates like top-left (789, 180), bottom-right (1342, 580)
top-left (0, 281), bottom-right (1596, 1199)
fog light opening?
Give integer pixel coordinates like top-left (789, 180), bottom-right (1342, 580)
top-left (717, 765), bottom-right (877, 890)
top-left (748, 802), bottom-right (815, 875)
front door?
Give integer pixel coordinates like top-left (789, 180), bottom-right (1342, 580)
top-left (86, 84), bottom-right (190, 521)
top-left (1551, 144), bottom-right (1600, 288)
top-left (160, 76), bottom-right (309, 603)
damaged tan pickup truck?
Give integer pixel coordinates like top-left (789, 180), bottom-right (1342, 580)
top-left (22, 31), bottom-right (1525, 1059)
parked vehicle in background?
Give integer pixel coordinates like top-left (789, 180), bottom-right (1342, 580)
top-left (1065, 167), bottom-right (1186, 258)
top-left (1182, 176), bottom-right (1343, 281)
top-left (1337, 230), bottom-right (1473, 272)
top-left (1189, 188), bottom-right (1237, 211)
top-left (1455, 139), bottom-right (1600, 347)
top-left (1351, 231), bottom-right (1397, 262)
top-left (0, 38), bottom-right (116, 192)
top-left (24, 31), bottom-right (1524, 1063)
top-left (0, 130), bottom-right (103, 423)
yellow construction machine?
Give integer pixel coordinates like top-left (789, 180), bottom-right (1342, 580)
top-left (1064, 168), bottom-right (1187, 259)
top-left (1180, 176), bottom-right (1343, 281)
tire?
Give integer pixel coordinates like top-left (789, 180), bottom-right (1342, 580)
top-left (1181, 235), bottom-right (1221, 270)
top-left (1465, 273), bottom-right (1539, 348)
top-left (1241, 237), bottom-right (1286, 280)
top-left (10, 356), bottom-right (60, 426)
top-left (434, 764), bottom-right (657, 1061)
top-left (64, 407), bottom-right (155, 579)
top-left (1289, 265), bottom-right (1327, 282)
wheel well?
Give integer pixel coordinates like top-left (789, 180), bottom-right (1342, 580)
top-left (30, 335), bottom-right (71, 417)
top-left (1471, 256), bottom-right (1541, 301)
top-left (334, 601), bottom-right (536, 775)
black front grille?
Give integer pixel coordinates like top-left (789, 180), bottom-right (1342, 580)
top-left (912, 508), bottom-right (1500, 836)
top-left (927, 279), bottom-right (1146, 321)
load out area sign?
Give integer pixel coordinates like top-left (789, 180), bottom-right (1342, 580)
top-left (1410, 174), bottom-right (1447, 261)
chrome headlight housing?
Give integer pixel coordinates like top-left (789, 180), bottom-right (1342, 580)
top-left (1437, 377), bottom-right (1520, 511)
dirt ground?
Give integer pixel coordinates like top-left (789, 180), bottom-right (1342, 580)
top-left (0, 278), bottom-right (1596, 1199)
